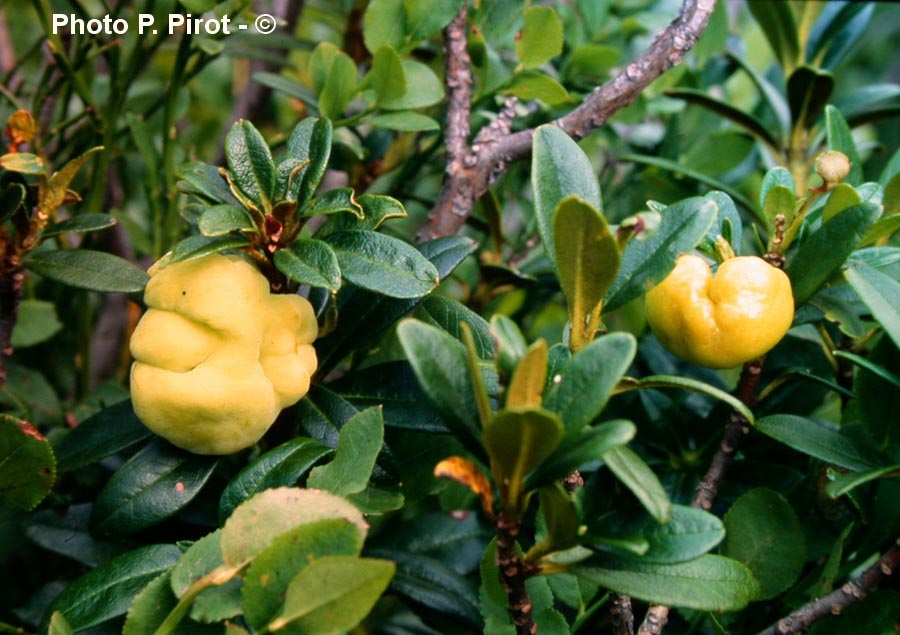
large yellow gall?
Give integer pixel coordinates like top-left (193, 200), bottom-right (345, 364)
top-left (645, 255), bottom-right (794, 369)
top-left (130, 254), bottom-right (318, 454)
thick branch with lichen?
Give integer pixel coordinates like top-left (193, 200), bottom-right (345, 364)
top-left (418, 0), bottom-right (718, 242)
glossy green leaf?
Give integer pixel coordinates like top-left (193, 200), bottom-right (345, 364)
top-left (24, 249), bottom-right (149, 293)
top-left (0, 152), bottom-right (46, 174)
top-left (534, 483), bottom-right (579, 555)
top-left (367, 111), bottom-right (440, 132)
top-left (764, 184), bottom-right (797, 237)
top-left (48, 611), bottom-right (74, 635)
top-left (176, 162), bottom-right (241, 207)
top-left (825, 105), bottom-right (863, 185)
top-left (634, 505), bottom-right (725, 565)
top-left (404, 0), bottom-right (465, 43)
top-left (787, 66), bottom-right (834, 130)
top-left (41, 213), bottom-right (117, 238)
top-left (826, 464), bottom-right (900, 498)
top-left (364, 45), bottom-right (406, 104)
top-left (317, 193), bottom-right (407, 233)
top-left (516, 6), bottom-right (563, 69)
top-left (416, 295), bottom-right (494, 360)
top-left (554, 196), bottom-right (619, 347)
top-left (169, 233), bottom-right (252, 264)
top-left (787, 202), bottom-right (880, 304)
top-left (220, 487), bottom-right (367, 567)
top-left (10, 299), bottom-right (62, 347)
top-left (544, 332), bottom-right (637, 438)
top-left (574, 554), bottom-right (759, 611)
top-left (225, 119), bottom-right (275, 211)
top-left (55, 400), bottom-right (150, 472)
top-left (396, 319), bottom-right (482, 455)
top-left (380, 61), bottom-right (443, 110)
top-left (122, 571), bottom-right (202, 635)
top-left (294, 118), bottom-right (333, 206)
top-left (845, 260), bottom-right (900, 352)
top-left (274, 239), bottom-right (342, 291)
top-left (90, 440), bottom-right (218, 537)
top-left (44, 544), bottom-right (182, 632)
top-left (667, 88), bottom-right (780, 152)
top-left (748, 0), bottom-right (799, 72)
top-left (316, 236), bottom-right (475, 372)
top-left (243, 519), bottom-right (364, 630)
top-left (532, 125), bottom-right (602, 271)
top-left (267, 556), bottom-right (394, 633)
top-left (198, 204), bottom-right (256, 237)
top-left (756, 414), bottom-right (889, 471)
top-left (169, 529), bottom-right (226, 596)
top-left (527, 419), bottom-right (636, 489)
top-left (506, 340), bottom-right (548, 408)
top-left (218, 437), bottom-right (333, 523)
top-left (604, 196), bottom-right (717, 312)
top-left (807, 1), bottom-right (875, 70)
top-left (721, 488), bottom-right (805, 599)
top-left (822, 183), bottom-right (862, 223)
top-left (483, 407), bottom-right (563, 511)
top-left (363, 0), bottom-right (407, 52)
top-left (308, 406), bottom-right (384, 496)
top-left (320, 52), bottom-right (358, 120)
top-left (325, 230), bottom-right (439, 298)
top-left (490, 314), bottom-right (528, 379)
top-left (0, 415), bottom-right (55, 511)
top-left (300, 187), bottom-right (363, 218)
top-left (503, 70), bottom-right (569, 105)
top-left (617, 374), bottom-right (755, 424)
top-left (602, 445), bottom-right (671, 524)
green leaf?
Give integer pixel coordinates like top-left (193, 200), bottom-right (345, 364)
top-left (807, 2), bottom-right (875, 70)
top-left (532, 125), bottom-right (602, 271)
top-left (764, 184), bottom-right (797, 237)
top-left (0, 152), bottom-right (46, 174)
top-left (364, 45), bottom-right (407, 105)
top-left (728, 53), bottom-right (792, 139)
top-left (55, 399), bottom-right (150, 472)
top-left (826, 464), bottom-right (900, 498)
top-left (48, 611), bottom-right (74, 635)
top-left (41, 213), bottom-right (118, 238)
top-left (176, 162), bottom-right (241, 207)
top-left (787, 202), bottom-right (881, 305)
top-left (123, 572), bottom-right (178, 635)
top-left (274, 239), bottom-right (342, 291)
top-left (294, 118), bottom-right (333, 206)
top-left (169, 233), bottom-right (252, 264)
top-left (267, 556), bottom-right (395, 633)
top-left (225, 119), bottom-right (276, 211)
top-left (170, 530), bottom-right (225, 596)
top-left (367, 111), bottom-right (441, 132)
top-left (218, 437), bottom-right (332, 523)
top-left (483, 407), bottom-right (563, 512)
top-left (554, 196), bottom-right (619, 347)
top-left (822, 183), bottom-right (862, 223)
top-left (604, 196), bottom-right (717, 312)
top-left (243, 519), bottom-right (364, 630)
top-left (825, 105), bottom-right (863, 185)
top-left (220, 487), bottom-right (367, 566)
top-left (634, 505), bottom-right (725, 565)
top-left (506, 340), bottom-right (548, 409)
top-left (845, 260), bottom-right (900, 352)
top-left (787, 66), bottom-right (835, 131)
top-left (846, 336), bottom-right (900, 452)
top-left (396, 319), bottom-right (483, 455)
top-left (24, 249), bottom-right (149, 293)
top-left (602, 445), bottom-right (671, 524)
top-left (316, 236), bottom-right (476, 372)
top-left (748, 0), bottom-right (799, 72)
top-left (10, 299), bottom-right (62, 347)
top-left (404, 0), bottom-right (465, 42)
top-left (503, 71), bottom-right (569, 105)
top-left (307, 406), bottom-right (384, 496)
top-left (90, 440), bottom-right (218, 537)
top-left (490, 314), bottom-right (528, 379)
top-left (325, 230), bottom-right (439, 298)
top-left (0, 415), bottom-right (55, 511)
top-left (380, 61), bottom-right (443, 110)
top-left (616, 374), bottom-right (756, 425)
top-left (516, 6), bottom-right (563, 69)
top-left (527, 419), bottom-right (636, 490)
top-left (198, 205), bottom-right (256, 236)
top-left (300, 187), bottom-right (364, 218)
top-left (319, 51), bottom-right (358, 120)
top-left (363, 0), bottom-right (407, 52)
top-left (44, 544), bottom-right (182, 632)
top-left (756, 414), bottom-right (889, 471)
top-left (721, 488), bottom-right (805, 600)
top-left (416, 295), bottom-right (494, 360)
top-left (544, 333), bottom-right (637, 438)
top-left (666, 89), bottom-right (781, 152)
top-left (574, 554), bottom-right (759, 611)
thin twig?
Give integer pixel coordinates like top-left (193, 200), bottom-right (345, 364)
top-left (418, 0), bottom-right (718, 241)
top-left (755, 538), bottom-right (900, 635)
top-left (496, 512), bottom-right (538, 635)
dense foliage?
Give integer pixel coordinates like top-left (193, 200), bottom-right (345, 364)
top-left (1, 1), bottom-right (899, 634)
